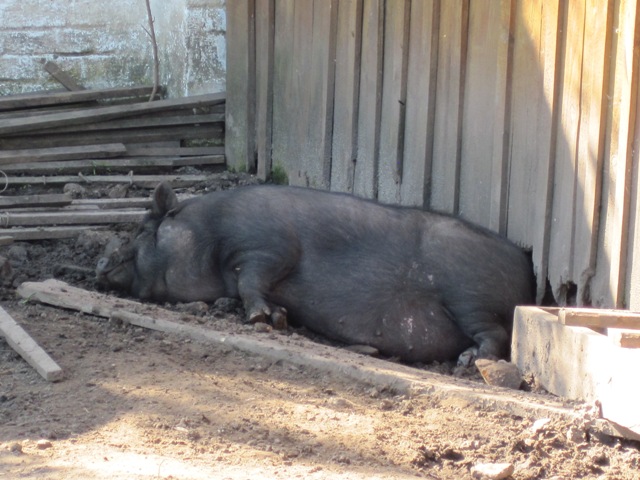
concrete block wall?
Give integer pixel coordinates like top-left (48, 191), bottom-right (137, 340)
top-left (0, 0), bottom-right (225, 98)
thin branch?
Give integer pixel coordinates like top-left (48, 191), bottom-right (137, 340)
top-left (144, 0), bottom-right (160, 102)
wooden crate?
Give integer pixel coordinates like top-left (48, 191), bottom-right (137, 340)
top-left (512, 306), bottom-right (640, 438)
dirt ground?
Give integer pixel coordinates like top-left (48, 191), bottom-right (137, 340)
top-left (1, 172), bottom-right (639, 479)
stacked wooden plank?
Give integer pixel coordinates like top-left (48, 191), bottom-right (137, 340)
top-left (0, 86), bottom-right (226, 177)
top-left (0, 65), bottom-right (227, 242)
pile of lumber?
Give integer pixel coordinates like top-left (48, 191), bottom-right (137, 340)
top-left (0, 62), bottom-right (226, 242)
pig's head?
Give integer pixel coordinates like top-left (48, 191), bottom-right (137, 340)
top-left (95, 182), bottom-right (180, 299)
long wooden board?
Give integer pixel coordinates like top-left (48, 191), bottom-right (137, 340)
top-left (0, 210), bottom-right (146, 227)
top-left (0, 306), bottom-right (63, 382)
top-left (558, 307), bottom-right (640, 330)
top-left (0, 85), bottom-right (160, 111)
top-left (1, 174), bottom-right (210, 188)
top-left (0, 93), bottom-right (225, 136)
top-left (0, 143), bottom-right (127, 165)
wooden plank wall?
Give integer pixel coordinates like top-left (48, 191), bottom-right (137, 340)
top-left (226, 0), bottom-right (640, 310)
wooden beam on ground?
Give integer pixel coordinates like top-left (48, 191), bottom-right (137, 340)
top-left (1, 174), bottom-right (210, 188)
top-left (0, 93), bottom-right (225, 135)
top-left (0, 210), bottom-right (146, 227)
top-left (2, 226), bottom-right (107, 241)
top-left (0, 306), bottom-right (63, 382)
top-left (0, 85), bottom-right (163, 112)
top-left (0, 143), bottom-right (127, 165)
top-left (0, 194), bottom-right (72, 209)
top-left (558, 307), bottom-right (640, 329)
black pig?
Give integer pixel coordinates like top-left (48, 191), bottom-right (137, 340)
top-left (96, 183), bottom-right (534, 364)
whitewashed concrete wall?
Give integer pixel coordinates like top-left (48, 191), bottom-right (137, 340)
top-left (0, 0), bottom-right (225, 97)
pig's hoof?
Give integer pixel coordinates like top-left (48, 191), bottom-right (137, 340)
top-left (271, 307), bottom-right (288, 330)
top-left (457, 346), bottom-right (479, 367)
top-left (247, 306), bottom-right (271, 324)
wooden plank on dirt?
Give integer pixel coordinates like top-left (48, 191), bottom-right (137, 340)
top-left (558, 308), bottom-right (640, 330)
top-left (1, 155), bottom-right (225, 176)
top-left (43, 61), bottom-right (86, 91)
top-left (0, 143), bottom-right (127, 165)
top-left (376, 0), bottom-right (410, 203)
top-left (330, 0), bottom-right (363, 193)
top-left (0, 93), bottom-right (225, 136)
top-left (353, 0), bottom-right (383, 199)
top-left (399, 0), bottom-right (439, 207)
top-left (255, 0), bottom-right (275, 181)
top-left (0, 194), bottom-right (71, 209)
top-left (571, 0), bottom-right (613, 304)
top-left (0, 306), bottom-right (63, 382)
top-left (1, 174), bottom-right (209, 188)
top-left (0, 85), bottom-right (161, 112)
top-left (0, 210), bottom-right (146, 227)
top-left (430, 0), bottom-right (468, 213)
top-left (3, 226), bottom-right (106, 241)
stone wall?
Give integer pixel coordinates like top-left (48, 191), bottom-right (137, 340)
top-left (0, 0), bottom-right (225, 97)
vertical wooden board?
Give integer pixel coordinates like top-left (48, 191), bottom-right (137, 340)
top-left (593, 0), bottom-right (640, 308)
top-left (354, 0), bottom-right (383, 199)
top-left (572, 0), bottom-right (613, 305)
top-left (430, 0), bottom-right (469, 214)
top-left (626, 81), bottom-right (640, 311)
top-left (274, 0), bottom-right (336, 188)
top-left (330, 0), bottom-right (363, 193)
top-left (547, 0), bottom-right (584, 303)
top-left (458, 0), bottom-right (509, 229)
top-left (255, 0), bottom-right (275, 181)
top-left (272, 0), bottom-right (295, 182)
top-left (531, 0), bottom-right (562, 304)
top-left (399, 0), bottom-right (439, 207)
top-left (225, 0), bottom-right (256, 172)
top-left (376, 0), bottom-right (410, 203)
top-left (507, 0), bottom-right (544, 247)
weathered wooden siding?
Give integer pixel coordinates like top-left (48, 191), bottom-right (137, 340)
top-left (226, 0), bottom-right (640, 310)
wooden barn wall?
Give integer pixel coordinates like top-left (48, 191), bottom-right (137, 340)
top-left (226, 0), bottom-right (640, 310)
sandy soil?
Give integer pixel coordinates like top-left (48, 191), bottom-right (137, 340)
top-left (1, 172), bottom-right (639, 479)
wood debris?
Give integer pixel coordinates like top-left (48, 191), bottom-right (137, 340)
top-left (0, 305), bottom-right (64, 382)
top-left (0, 62), bottom-right (226, 241)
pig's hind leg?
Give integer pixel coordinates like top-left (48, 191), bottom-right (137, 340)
top-left (452, 311), bottom-right (510, 366)
top-left (233, 252), bottom-right (294, 329)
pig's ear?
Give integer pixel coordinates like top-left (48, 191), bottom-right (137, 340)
top-left (151, 182), bottom-right (179, 217)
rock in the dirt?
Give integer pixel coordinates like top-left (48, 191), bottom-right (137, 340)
top-left (254, 322), bottom-right (272, 333)
top-left (36, 439), bottom-right (52, 450)
top-left (108, 184), bottom-right (129, 198)
top-left (530, 418), bottom-right (551, 434)
top-left (9, 442), bottom-right (23, 454)
top-left (63, 183), bottom-right (86, 198)
top-left (475, 359), bottom-right (522, 389)
top-left (6, 245), bottom-right (28, 265)
top-left (345, 344), bottom-right (380, 356)
top-left (471, 462), bottom-right (514, 479)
